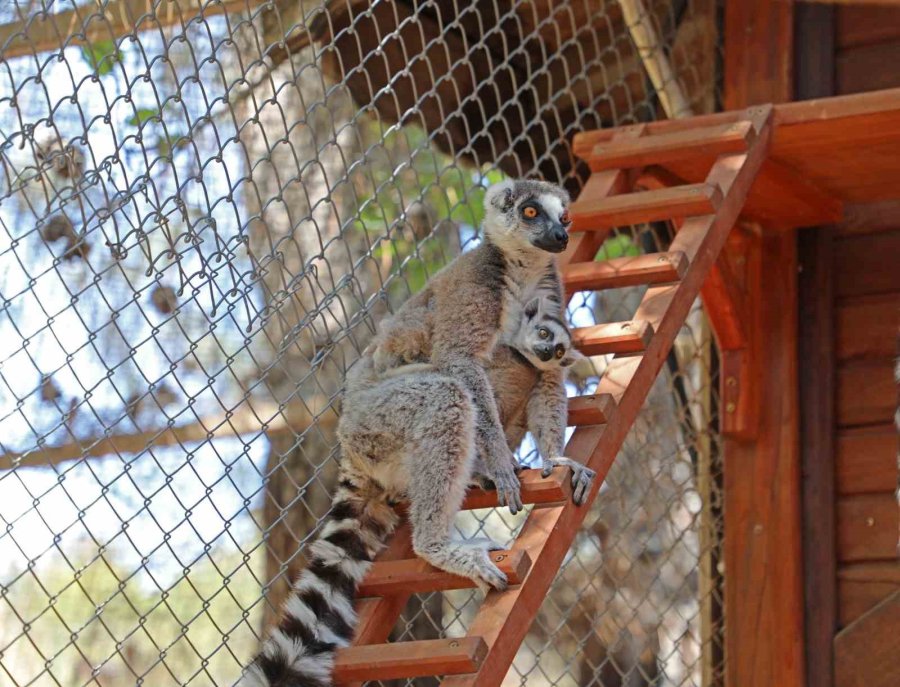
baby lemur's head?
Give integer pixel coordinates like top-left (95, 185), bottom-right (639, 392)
top-left (483, 179), bottom-right (571, 255)
top-left (511, 297), bottom-right (583, 371)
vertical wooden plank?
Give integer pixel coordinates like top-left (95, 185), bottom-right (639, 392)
top-left (798, 226), bottom-right (837, 687)
top-left (723, 232), bottom-right (805, 687)
top-left (796, 9), bottom-right (837, 687)
top-left (724, 0), bottom-right (794, 110)
top-left (724, 4), bottom-right (804, 687)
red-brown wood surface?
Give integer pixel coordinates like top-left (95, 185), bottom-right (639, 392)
top-left (571, 320), bottom-right (653, 356)
top-left (571, 183), bottom-right (722, 232)
top-left (836, 359), bottom-right (896, 427)
top-left (834, 592), bottom-right (900, 687)
top-left (334, 637), bottom-right (488, 683)
top-left (836, 293), bottom-right (900, 361)
top-left (359, 550), bottom-right (531, 596)
top-left (461, 468), bottom-right (570, 510)
top-left (587, 120), bottom-right (754, 171)
top-left (566, 393), bottom-right (616, 427)
top-left (836, 424), bottom-right (898, 495)
top-left (837, 561), bottom-right (900, 626)
top-left (837, 494), bottom-right (900, 562)
top-left (724, 9), bottom-right (804, 687)
top-left (562, 251), bottom-right (688, 292)
top-left (837, 40), bottom-right (900, 96)
top-left (834, 231), bottom-right (900, 298)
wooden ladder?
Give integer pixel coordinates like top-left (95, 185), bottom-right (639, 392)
top-left (332, 104), bottom-right (773, 686)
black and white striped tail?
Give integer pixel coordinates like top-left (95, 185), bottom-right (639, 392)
top-left (240, 475), bottom-right (398, 687)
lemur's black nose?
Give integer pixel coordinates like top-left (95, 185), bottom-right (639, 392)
top-left (552, 227), bottom-right (568, 246)
top-left (534, 343), bottom-right (553, 361)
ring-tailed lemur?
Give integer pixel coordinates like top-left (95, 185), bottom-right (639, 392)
top-left (239, 295), bottom-right (591, 687)
top-left (239, 180), bottom-right (589, 687)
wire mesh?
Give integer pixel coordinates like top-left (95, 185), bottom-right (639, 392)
top-left (1, 0), bottom-right (724, 685)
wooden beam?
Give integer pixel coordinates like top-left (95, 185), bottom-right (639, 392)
top-left (352, 521), bottom-right (415, 645)
top-left (0, 0), bottom-right (254, 60)
top-left (562, 251), bottom-right (688, 292)
top-left (566, 393), bottom-right (616, 427)
top-left (570, 183), bottom-right (723, 232)
top-left (571, 320), bottom-right (654, 356)
top-left (795, 9), bottom-right (836, 676)
top-left (1, 398), bottom-right (322, 470)
top-left (460, 468), bottom-right (571, 510)
top-left (723, 5), bottom-right (803, 687)
top-left (587, 121), bottom-right (755, 171)
top-left (798, 225), bottom-right (837, 687)
top-left (333, 637), bottom-right (488, 683)
top-left (358, 549), bottom-right (531, 597)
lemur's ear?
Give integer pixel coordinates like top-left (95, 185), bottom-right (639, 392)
top-left (485, 180), bottom-right (515, 212)
top-left (524, 297), bottom-right (541, 320)
top-left (560, 348), bottom-right (585, 368)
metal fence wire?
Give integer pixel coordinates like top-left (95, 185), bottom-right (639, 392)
top-left (0, 0), bottom-right (726, 685)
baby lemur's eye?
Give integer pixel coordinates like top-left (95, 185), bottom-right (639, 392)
top-left (555, 345), bottom-right (565, 359)
top-left (538, 327), bottom-right (550, 339)
top-left (522, 205), bottom-right (538, 219)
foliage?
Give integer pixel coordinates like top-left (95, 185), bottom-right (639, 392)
top-left (351, 117), bottom-right (505, 298)
top-left (79, 39), bottom-right (123, 76)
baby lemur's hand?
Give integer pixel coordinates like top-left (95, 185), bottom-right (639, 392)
top-left (541, 456), bottom-right (596, 506)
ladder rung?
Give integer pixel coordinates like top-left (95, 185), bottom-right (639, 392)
top-left (572, 320), bottom-right (653, 356)
top-left (587, 120), bottom-right (755, 171)
top-left (563, 251), bottom-right (688, 292)
top-left (567, 393), bottom-right (616, 426)
top-left (462, 467), bottom-right (570, 509)
top-left (359, 549), bottom-right (531, 597)
top-left (570, 183), bottom-right (722, 231)
top-left (333, 637), bottom-right (487, 683)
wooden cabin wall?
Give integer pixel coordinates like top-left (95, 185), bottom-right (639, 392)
top-left (796, 6), bottom-right (900, 687)
top-left (831, 4), bottom-right (900, 630)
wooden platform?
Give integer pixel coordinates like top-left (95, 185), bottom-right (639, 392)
top-left (574, 88), bottom-right (900, 226)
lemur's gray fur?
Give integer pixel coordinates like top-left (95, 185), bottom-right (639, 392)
top-left (239, 180), bottom-right (595, 687)
top-left (386, 295), bottom-right (596, 505)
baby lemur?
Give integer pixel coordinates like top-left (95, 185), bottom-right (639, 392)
top-left (240, 180), bottom-right (595, 687)
top-left (384, 295), bottom-right (596, 505)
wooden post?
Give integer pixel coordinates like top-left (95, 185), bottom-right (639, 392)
top-left (723, 3), bottom-right (805, 687)
top-left (796, 7), bottom-right (837, 687)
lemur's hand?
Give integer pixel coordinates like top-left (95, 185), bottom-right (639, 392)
top-left (541, 456), bottom-right (596, 506)
top-left (490, 457), bottom-right (523, 515)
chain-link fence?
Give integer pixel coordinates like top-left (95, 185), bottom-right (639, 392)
top-left (1, 0), bottom-right (724, 685)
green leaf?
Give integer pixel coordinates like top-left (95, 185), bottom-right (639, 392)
top-left (595, 234), bottom-right (641, 261)
top-left (80, 39), bottom-right (122, 76)
top-left (127, 108), bottom-right (159, 127)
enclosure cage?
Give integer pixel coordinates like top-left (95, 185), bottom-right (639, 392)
top-left (1, 1), bottom-right (727, 685)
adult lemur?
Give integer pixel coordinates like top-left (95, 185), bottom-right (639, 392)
top-left (240, 180), bottom-right (595, 686)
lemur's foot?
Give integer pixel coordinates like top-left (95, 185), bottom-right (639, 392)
top-left (541, 456), bottom-right (596, 505)
top-left (416, 542), bottom-right (508, 592)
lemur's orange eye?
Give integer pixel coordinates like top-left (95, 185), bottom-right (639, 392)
top-left (522, 206), bottom-right (538, 219)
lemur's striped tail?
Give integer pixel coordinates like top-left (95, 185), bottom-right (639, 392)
top-left (240, 474), bottom-right (398, 687)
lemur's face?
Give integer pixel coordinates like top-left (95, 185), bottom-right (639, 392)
top-left (513, 298), bottom-right (583, 371)
top-left (483, 180), bottom-right (572, 254)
